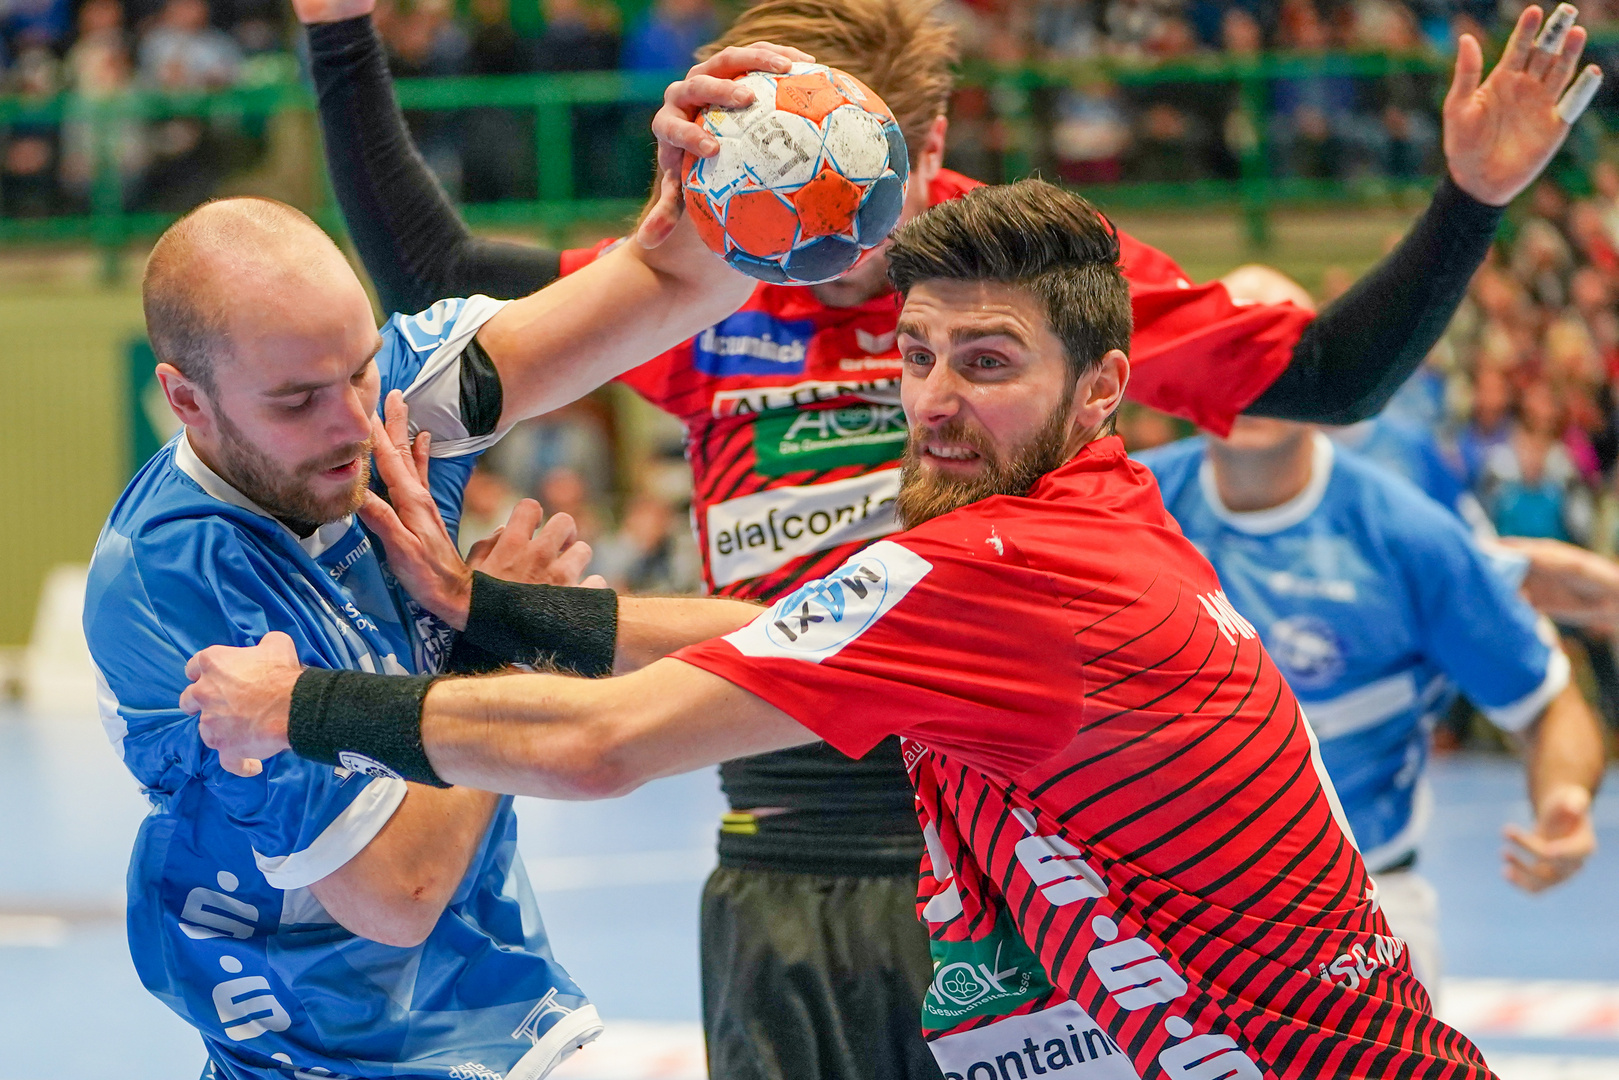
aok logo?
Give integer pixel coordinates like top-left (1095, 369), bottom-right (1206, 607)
top-left (754, 402), bottom-right (908, 477)
top-left (780, 403), bottom-right (905, 449)
top-left (930, 945), bottom-right (1030, 1012)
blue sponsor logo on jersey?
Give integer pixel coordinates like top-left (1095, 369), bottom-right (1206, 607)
top-left (1268, 614), bottom-right (1346, 690)
top-left (694, 312), bottom-right (814, 376)
top-left (398, 298), bottom-right (465, 352)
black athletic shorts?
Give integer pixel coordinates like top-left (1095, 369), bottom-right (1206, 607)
top-left (700, 866), bottom-right (943, 1080)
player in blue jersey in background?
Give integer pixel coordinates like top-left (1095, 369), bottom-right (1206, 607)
top-left (1134, 266), bottom-right (1607, 991)
top-left (80, 45), bottom-right (789, 1080)
top-left (1139, 419), bottom-right (1605, 988)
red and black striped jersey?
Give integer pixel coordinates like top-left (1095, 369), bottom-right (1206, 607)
top-left (561, 171), bottom-right (1315, 605)
top-left (678, 437), bottom-right (1493, 1079)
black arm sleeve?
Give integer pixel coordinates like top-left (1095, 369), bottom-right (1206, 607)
top-left (1247, 175), bottom-right (1503, 425)
top-left (307, 16), bottom-right (563, 316)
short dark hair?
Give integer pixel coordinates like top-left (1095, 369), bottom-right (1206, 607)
top-left (886, 179), bottom-right (1132, 380)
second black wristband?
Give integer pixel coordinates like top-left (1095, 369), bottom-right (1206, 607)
top-left (288, 667), bottom-right (448, 787)
top-left (461, 571), bottom-right (618, 677)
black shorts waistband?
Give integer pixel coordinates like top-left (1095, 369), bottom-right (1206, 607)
top-left (715, 811), bottom-right (924, 876)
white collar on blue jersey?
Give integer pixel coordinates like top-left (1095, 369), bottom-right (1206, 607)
top-left (1197, 430), bottom-right (1335, 535)
top-left (173, 430), bottom-right (356, 559)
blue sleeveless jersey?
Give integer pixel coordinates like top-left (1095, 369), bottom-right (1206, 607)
top-left (1137, 433), bottom-right (1567, 871)
top-left (85, 297), bottom-right (601, 1080)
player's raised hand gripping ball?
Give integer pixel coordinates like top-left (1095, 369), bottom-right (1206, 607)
top-left (682, 62), bottom-right (908, 285)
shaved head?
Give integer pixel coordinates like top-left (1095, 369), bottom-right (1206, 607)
top-left (145, 197), bottom-right (383, 532)
top-left (143, 197), bottom-right (353, 392)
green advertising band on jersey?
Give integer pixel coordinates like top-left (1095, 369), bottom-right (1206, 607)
top-left (753, 402), bottom-right (909, 478)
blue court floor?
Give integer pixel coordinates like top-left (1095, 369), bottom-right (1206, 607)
top-left (1, 704), bottom-right (1615, 1080)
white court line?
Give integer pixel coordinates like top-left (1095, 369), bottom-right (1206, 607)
top-left (0, 915), bottom-right (68, 948)
top-left (547, 1023), bottom-right (1619, 1080)
top-left (550, 1021), bottom-right (706, 1080)
top-left (1444, 979), bottom-right (1619, 1041)
top-left (1482, 1055), bottom-right (1619, 1080)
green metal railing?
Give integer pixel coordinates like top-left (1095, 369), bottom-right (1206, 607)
top-left (0, 44), bottom-right (1608, 270)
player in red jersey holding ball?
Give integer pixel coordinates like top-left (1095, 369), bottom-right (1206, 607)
top-left (185, 179), bottom-right (1501, 1079)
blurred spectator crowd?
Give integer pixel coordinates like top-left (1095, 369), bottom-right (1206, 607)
top-left (1120, 166), bottom-right (1619, 563)
top-left (1, 0), bottom-right (1616, 213)
top-left (1394, 168), bottom-right (1619, 557)
top-left (458, 394), bottom-right (705, 596)
top-left (940, 0), bottom-right (1619, 186)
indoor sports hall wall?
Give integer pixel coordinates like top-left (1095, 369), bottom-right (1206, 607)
top-left (0, 269), bottom-right (140, 647)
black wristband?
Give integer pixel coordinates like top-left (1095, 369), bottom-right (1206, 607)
top-left (462, 571), bottom-right (618, 677)
top-left (445, 634), bottom-right (507, 675)
top-left (288, 668), bottom-right (449, 787)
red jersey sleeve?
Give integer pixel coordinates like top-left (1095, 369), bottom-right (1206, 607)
top-left (1116, 230), bottom-right (1315, 437)
top-left (675, 532), bottom-right (1083, 778)
top-left (559, 238), bottom-right (695, 410)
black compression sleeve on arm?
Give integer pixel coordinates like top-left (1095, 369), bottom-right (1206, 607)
top-left (306, 16), bottom-right (562, 316)
top-left (460, 571), bottom-right (619, 677)
top-left (1246, 176), bottom-right (1503, 424)
top-left (288, 668), bottom-right (448, 787)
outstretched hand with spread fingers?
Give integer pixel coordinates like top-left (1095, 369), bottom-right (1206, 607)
top-left (1445, 3), bottom-right (1604, 206)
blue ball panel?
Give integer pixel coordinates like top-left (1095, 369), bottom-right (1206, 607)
top-left (784, 236), bottom-right (861, 284)
top-left (856, 174), bottom-right (905, 249)
top-left (883, 121), bottom-right (909, 186)
top-left (726, 249), bottom-right (792, 284)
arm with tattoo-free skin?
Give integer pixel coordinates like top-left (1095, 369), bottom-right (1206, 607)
top-left (181, 628), bottom-right (804, 790)
top-left (1505, 679), bottom-right (1605, 892)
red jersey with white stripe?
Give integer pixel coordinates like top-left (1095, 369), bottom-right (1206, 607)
top-left (563, 171), bottom-right (1314, 604)
top-left (677, 437), bottom-right (1494, 1079)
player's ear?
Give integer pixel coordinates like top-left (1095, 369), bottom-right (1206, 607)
top-left (918, 115), bottom-right (947, 175)
top-left (155, 362), bottom-right (213, 431)
top-left (1071, 350), bottom-right (1129, 441)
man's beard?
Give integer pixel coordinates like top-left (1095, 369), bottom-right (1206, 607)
top-left (896, 400), bottom-right (1074, 529)
top-left (213, 407), bottom-right (371, 533)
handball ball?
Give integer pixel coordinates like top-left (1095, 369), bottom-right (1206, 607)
top-left (682, 62), bottom-right (908, 286)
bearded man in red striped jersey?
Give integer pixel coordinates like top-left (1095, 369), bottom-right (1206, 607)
top-left (186, 178), bottom-right (1506, 1079)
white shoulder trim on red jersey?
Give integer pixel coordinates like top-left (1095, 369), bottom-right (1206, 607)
top-left (723, 540), bottom-right (931, 662)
